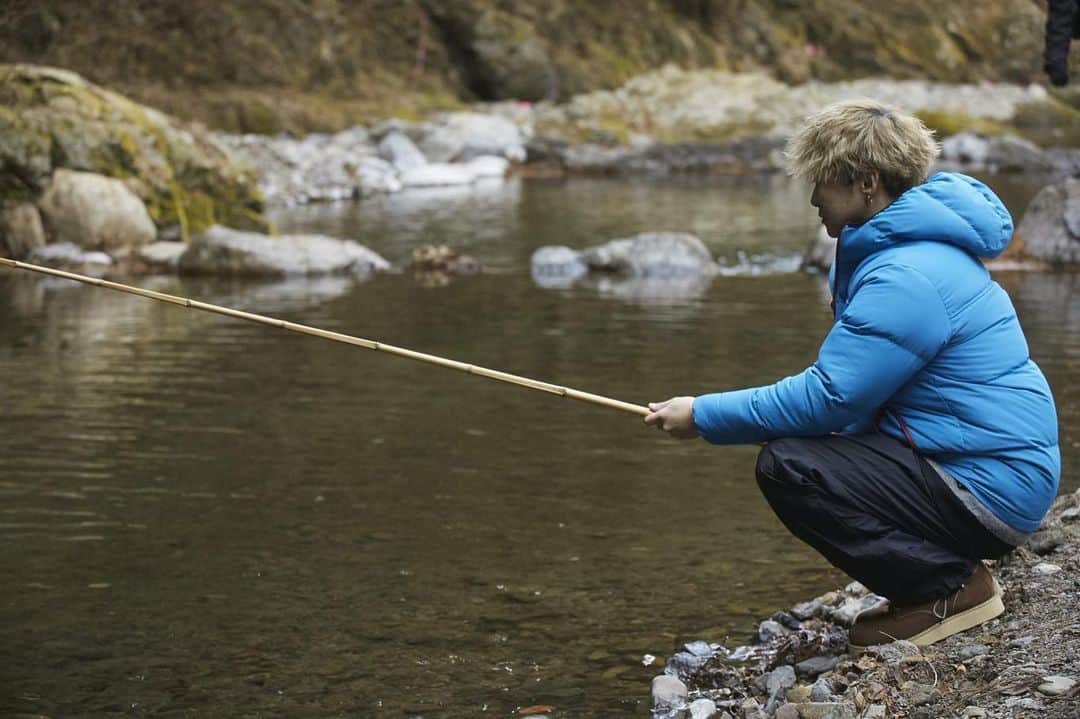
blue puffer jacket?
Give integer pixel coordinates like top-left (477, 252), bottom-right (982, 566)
top-left (692, 172), bottom-right (1060, 533)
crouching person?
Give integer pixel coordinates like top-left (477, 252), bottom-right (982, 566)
top-left (645, 100), bottom-right (1060, 650)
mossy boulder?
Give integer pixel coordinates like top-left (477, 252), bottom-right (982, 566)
top-left (0, 64), bottom-right (268, 238)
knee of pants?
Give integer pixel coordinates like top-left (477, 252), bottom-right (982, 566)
top-left (755, 438), bottom-right (802, 492)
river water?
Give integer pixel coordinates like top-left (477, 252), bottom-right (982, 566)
top-left (1, 174), bottom-right (1075, 718)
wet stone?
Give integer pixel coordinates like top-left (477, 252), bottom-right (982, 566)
top-left (791, 600), bottom-right (824, 621)
top-left (809, 678), bottom-right (833, 702)
top-left (767, 665), bottom-right (797, 696)
top-left (771, 611), bottom-right (802, 630)
top-left (651, 674), bottom-right (688, 710)
top-left (756, 619), bottom-right (789, 644)
top-left (689, 697), bottom-right (717, 719)
top-left (795, 656), bottom-right (838, 679)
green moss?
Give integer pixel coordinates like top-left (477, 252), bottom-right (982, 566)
top-left (914, 110), bottom-right (1010, 139)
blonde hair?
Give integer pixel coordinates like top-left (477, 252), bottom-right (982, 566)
top-left (785, 99), bottom-right (939, 197)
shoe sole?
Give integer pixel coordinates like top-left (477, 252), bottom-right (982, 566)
top-left (849, 579), bottom-right (1004, 652)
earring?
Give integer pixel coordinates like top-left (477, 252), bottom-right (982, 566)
top-left (864, 193), bottom-right (873, 206)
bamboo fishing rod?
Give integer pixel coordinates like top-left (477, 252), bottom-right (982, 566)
top-left (0, 257), bottom-right (650, 417)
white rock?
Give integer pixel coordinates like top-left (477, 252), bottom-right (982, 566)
top-left (378, 132), bottom-right (428, 172)
top-left (418, 111), bottom-right (526, 163)
top-left (37, 169), bottom-right (156, 250)
top-left (464, 155), bottom-right (510, 178)
top-left (136, 241), bottom-right (186, 270)
top-left (1032, 562), bottom-right (1062, 575)
top-left (689, 697), bottom-right (717, 719)
top-left (179, 225), bottom-right (390, 277)
top-left (28, 241), bottom-right (113, 272)
top-left (1037, 675), bottom-right (1076, 696)
top-left (399, 163), bottom-right (479, 188)
top-left (651, 674), bottom-right (688, 710)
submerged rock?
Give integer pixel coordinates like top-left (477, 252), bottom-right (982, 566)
top-left (581, 232), bottom-right (718, 278)
top-left (179, 225), bottom-right (389, 277)
top-left (529, 245), bottom-right (589, 288)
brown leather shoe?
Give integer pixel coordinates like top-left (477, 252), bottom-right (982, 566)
top-left (849, 563), bottom-right (1004, 650)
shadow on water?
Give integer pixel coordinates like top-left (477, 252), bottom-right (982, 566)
top-left (0, 174), bottom-right (1073, 717)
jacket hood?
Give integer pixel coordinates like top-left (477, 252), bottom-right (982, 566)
top-left (838, 172), bottom-right (1014, 267)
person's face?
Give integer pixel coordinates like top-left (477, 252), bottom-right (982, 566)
top-left (810, 179), bottom-right (868, 239)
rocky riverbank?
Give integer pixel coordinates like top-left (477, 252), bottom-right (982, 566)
top-left (648, 488), bottom-right (1080, 719)
top-left (8, 62), bottom-right (1080, 272)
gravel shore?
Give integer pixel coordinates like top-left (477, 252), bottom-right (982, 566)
top-left (651, 488), bottom-right (1080, 719)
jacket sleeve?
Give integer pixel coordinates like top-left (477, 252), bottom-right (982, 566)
top-left (691, 264), bottom-right (951, 445)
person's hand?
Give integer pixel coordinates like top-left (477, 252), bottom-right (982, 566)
top-left (643, 396), bottom-right (699, 439)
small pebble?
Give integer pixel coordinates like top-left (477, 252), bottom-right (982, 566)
top-left (1037, 675), bottom-right (1077, 696)
top-left (962, 707), bottom-right (987, 718)
top-left (1004, 696), bottom-right (1043, 710)
top-left (1032, 562), bottom-right (1062, 575)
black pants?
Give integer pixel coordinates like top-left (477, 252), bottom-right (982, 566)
top-left (755, 433), bottom-right (1014, 606)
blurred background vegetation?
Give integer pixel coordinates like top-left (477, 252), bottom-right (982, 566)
top-left (0, 0), bottom-right (1056, 134)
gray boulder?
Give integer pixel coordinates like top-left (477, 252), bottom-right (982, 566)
top-left (986, 134), bottom-right (1054, 173)
top-left (1017, 178), bottom-right (1080, 263)
top-left (179, 225), bottom-right (390, 277)
top-left (37, 169), bottom-right (156, 250)
top-left (941, 132), bottom-right (991, 167)
top-left (581, 232), bottom-right (718, 277)
top-left (378, 132), bottom-right (428, 172)
top-left (0, 202), bottom-right (47, 259)
top-left (418, 112), bottom-right (528, 163)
